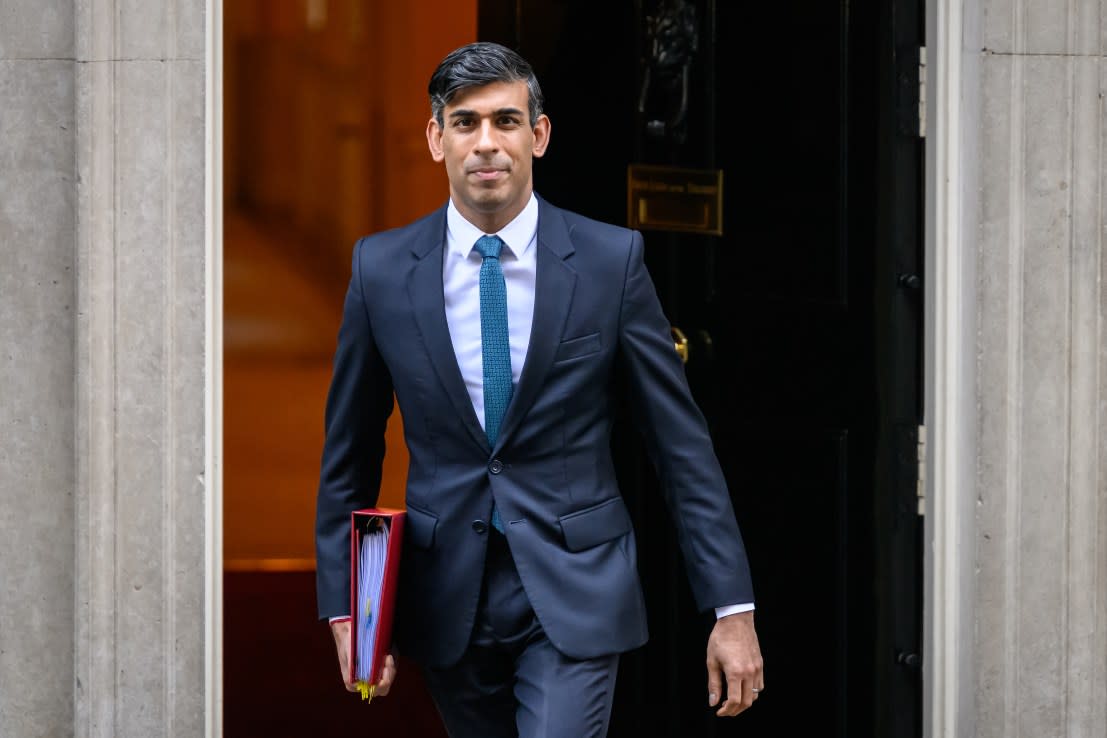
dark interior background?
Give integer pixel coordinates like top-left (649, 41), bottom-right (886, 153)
top-left (481, 0), bottom-right (924, 736)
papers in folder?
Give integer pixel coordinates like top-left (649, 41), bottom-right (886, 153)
top-left (356, 522), bottom-right (388, 681)
top-left (348, 507), bottom-right (405, 701)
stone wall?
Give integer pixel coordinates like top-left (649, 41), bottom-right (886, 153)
top-left (0, 2), bottom-right (77, 736)
top-left (0, 0), bottom-right (210, 736)
top-left (971, 0), bottom-right (1107, 735)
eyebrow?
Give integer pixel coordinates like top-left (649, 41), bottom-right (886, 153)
top-left (448, 106), bottom-right (526, 120)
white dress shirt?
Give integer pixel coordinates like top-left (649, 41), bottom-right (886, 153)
top-left (443, 196), bottom-right (538, 430)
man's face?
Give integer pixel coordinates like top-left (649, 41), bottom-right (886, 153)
top-left (426, 80), bottom-right (551, 232)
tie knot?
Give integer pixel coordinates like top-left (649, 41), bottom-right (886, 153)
top-left (475, 235), bottom-right (504, 260)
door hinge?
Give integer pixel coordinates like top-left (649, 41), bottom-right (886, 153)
top-left (918, 46), bottom-right (927, 138)
top-left (916, 424), bottom-right (926, 515)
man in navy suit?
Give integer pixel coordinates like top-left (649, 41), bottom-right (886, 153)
top-left (315, 41), bottom-right (763, 738)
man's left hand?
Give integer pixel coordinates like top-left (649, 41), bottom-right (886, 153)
top-left (706, 610), bottom-right (764, 716)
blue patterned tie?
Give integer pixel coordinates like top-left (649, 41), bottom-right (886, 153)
top-left (475, 235), bottom-right (512, 533)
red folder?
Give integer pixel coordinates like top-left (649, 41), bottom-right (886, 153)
top-left (348, 507), bottom-right (405, 700)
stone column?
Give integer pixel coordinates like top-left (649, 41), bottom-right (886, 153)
top-left (0, 0), bottom-right (211, 735)
top-left (972, 0), bottom-right (1107, 735)
top-left (74, 0), bottom-right (208, 736)
top-left (0, 2), bottom-right (77, 736)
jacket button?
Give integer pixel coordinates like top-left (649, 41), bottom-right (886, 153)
top-left (489, 459), bottom-right (504, 474)
top-left (472, 520), bottom-right (488, 534)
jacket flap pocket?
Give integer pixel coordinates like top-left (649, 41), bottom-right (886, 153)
top-left (404, 504), bottom-right (437, 549)
top-left (554, 332), bottom-right (601, 362)
top-left (559, 497), bottom-right (632, 552)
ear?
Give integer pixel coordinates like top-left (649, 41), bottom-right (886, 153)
top-left (426, 117), bottom-right (444, 162)
top-left (531, 114), bottom-right (551, 158)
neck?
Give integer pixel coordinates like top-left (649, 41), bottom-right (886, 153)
top-left (453, 191), bottom-right (533, 234)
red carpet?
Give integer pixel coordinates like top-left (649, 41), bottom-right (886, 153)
top-left (224, 570), bottom-right (448, 738)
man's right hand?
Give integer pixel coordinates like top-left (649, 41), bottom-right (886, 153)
top-left (330, 619), bottom-right (359, 692)
top-left (330, 619), bottom-right (397, 696)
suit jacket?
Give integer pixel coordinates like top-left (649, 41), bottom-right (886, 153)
top-left (315, 195), bottom-right (753, 669)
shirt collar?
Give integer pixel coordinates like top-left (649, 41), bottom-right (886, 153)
top-left (446, 193), bottom-right (538, 260)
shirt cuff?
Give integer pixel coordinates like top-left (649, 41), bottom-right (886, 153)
top-left (329, 615), bottom-right (351, 624)
top-left (715, 603), bottom-right (755, 619)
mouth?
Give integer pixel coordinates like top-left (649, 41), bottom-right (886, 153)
top-left (468, 166), bottom-right (507, 182)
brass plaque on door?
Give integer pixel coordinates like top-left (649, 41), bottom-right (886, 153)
top-left (627, 164), bottom-right (723, 235)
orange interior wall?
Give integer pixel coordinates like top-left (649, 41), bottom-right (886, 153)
top-left (223, 0), bottom-right (477, 565)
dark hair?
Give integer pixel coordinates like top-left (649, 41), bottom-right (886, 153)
top-left (428, 41), bottom-right (545, 128)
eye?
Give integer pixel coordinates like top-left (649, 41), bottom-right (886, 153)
top-left (498, 115), bottom-right (522, 128)
top-left (452, 116), bottom-right (475, 129)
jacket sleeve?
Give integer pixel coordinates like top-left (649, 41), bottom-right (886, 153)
top-left (615, 230), bottom-right (754, 610)
top-left (314, 238), bottom-right (395, 619)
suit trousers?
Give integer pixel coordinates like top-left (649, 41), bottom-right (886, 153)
top-left (421, 529), bottom-right (620, 738)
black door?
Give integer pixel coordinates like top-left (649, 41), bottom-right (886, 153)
top-left (480, 1), bottom-right (923, 736)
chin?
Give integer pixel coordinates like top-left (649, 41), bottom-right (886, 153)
top-left (469, 191), bottom-right (510, 212)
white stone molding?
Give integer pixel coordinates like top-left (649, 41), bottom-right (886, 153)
top-left (203, 1), bottom-right (223, 735)
top-left (924, 0), bottom-right (979, 735)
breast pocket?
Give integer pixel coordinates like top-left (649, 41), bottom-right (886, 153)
top-left (554, 332), bottom-right (602, 363)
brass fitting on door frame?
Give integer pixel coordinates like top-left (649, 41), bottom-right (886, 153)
top-left (671, 326), bottom-right (689, 364)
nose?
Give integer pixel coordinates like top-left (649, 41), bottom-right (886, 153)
top-left (475, 119), bottom-right (498, 152)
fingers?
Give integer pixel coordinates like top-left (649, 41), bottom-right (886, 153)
top-left (707, 660), bottom-right (761, 715)
top-left (706, 661), bottom-right (723, 708)
top-left (329, 620), bottom-right (359, 692)
top-left (716, 679), bottom-right (760, 717)
top-left (329, 620), bottom-right (402, 697)
top-left (374, 654), bottom-right (397, 697)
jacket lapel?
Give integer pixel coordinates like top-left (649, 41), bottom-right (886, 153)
top-left (406, 209), bottom-right (491, 455)
top-left (494, 201), bottom-right (577, 453)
